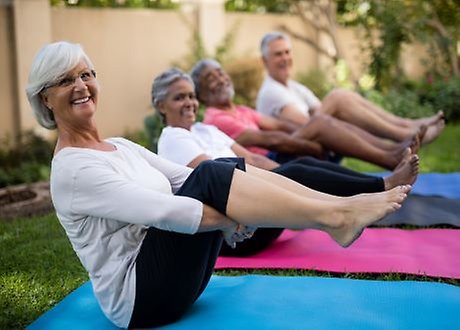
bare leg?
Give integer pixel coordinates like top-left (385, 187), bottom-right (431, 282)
top-left (225, 169), bottom-right (410, 247)
top-left (320, 89), bottom-right (418, 141)
top-left (293, 115), bottom-right (407, 169)
top-left (422, 119), bottom-right (445, 144)
top-left (355, 95), bottom-right (444, 128)
top-left (327, 114), bottom-right (420, 153)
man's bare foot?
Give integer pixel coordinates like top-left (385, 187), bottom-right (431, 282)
top-left (387, 145), bottom-right (412, 170)
top-left (411, 125), bottom-right (427, 154)
top-left (384, 153), bottom-right (419, 189)
top-left (414, 111), bottom-right (445, 127)
top-left (326, 185), bottom-right (411, 247)
top-left (422, 119), bottom-right (445, 144)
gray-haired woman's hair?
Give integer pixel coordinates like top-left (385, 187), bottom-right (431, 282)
top-left (190, 59), bottom-right (221, 102)
top-left (151, 68), bottom-right (194, 124)
top-left (260, 31), bottom-right (291, 59)
top-left (26, 41), bottom-right (94, 130)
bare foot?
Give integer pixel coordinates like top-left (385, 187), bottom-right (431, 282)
top-left (411, 125), bottom-right (427, 154)
top-left (393, 148), bottom-right (411, 171)
top-left (387, 145), bottom-right (412, 170)
top-left (422, 119), bottom-right (445, 144)
top-left (414, 111), bottom-right (444, 127)
top-left (384, 153), bottom-right (419, 189)
top-left (326, 185), bottom-right (411, 247)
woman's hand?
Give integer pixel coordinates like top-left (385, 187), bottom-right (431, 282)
top-left (199, 205), bottom-right (257, 248)
top-left (222, 224), bottom-right (257, 248)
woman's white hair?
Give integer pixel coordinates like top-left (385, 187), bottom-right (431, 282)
top-left (260, 31), bottom-right (291, 59)
top-left (26, 41), bottom-right (94, 129)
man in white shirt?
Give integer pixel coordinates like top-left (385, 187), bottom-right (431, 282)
top-left (256, 31), bottom-right (445, 145)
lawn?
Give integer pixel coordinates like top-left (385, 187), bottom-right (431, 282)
top-left (1, 124), bottom-right (459, 329)
top-left (342, 123), bottom-right (460, 173)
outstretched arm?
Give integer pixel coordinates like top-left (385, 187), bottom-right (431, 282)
top-left (235, 129), bottom-right (325, 158)
top-left (230, 143), bottom-right (279, 170)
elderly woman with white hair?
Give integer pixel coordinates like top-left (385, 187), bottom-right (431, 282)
top-left (26, 41), bottom-right (409, 328)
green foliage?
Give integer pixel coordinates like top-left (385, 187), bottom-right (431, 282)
top-left (296, 69), bottom-right (333, 99)
top-left (363, 88), bottom-right (434, 121)
top-left (173, 21), bottom-right (239, 71)
top-left (0, 132), bottom-right (54, 188)
top-left (343, 123), bottom-right (460, 173)
top-left (225, 58), bottom-right (264, 108)
top-left (50, 0), bottom-right (179, 9)
top-left (417, 75), bottom-right (460, 122)
top-left (339, 0), bottom-right (460, 91)
top-left (123, 128), bottom-right (151, 149)
top-left (225, 0), bottom-right (291, 13)
top-left (143, 114), bottom-right (164, 152)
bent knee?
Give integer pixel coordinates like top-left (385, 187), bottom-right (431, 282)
top-left (309, 113), bottom-right (334, 128)
top-left (322, 88), bottom-right (354, 106)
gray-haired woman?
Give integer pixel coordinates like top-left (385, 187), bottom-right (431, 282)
top-left (153, 67), bottom-right (420, 257)
top-left (26, 41), bottom-right (409, 328)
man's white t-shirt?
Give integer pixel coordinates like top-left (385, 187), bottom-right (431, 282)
top-left (256, 75), bottom-right (321, 118)
top-left (158, 123), bottom-right (237, 166)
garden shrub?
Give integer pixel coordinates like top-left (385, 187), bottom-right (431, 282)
top-left (225, 57), bottom-right (264, 108)
top-left (143, 114), bottom-right (164, 153)
top-left (363, 88), bottom-right (435, 119)
top-left (295, 69), bottom-right (333, 99)
top-left (417, 76), bottom-right (460, 122)
top-left (0, 132), bottom-right (54, 188)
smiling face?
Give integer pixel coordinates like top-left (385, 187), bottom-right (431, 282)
top-left (197, 65), bottom-right (234, 107)
top-left (263, 37), bottom-right (293, 84)
top-left (159, 78), bottom-right (199, 130)
top-left (40, 60), bottom-right (98, 128)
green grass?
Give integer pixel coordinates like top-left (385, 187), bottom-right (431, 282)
top-left (342, 123), bottom-right (460, 173)
top-left (1, 124), bottom-right (459, 329)
top-left (0, 214), bottom-right (87, 329)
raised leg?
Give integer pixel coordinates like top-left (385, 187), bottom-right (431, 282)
top-left (225, 167), bottom-right (410, 247)
top-left (293, 115), bottom-right (408, 169)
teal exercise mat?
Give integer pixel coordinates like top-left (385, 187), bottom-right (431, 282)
top-left (28, 275), bottom-right (460, 329)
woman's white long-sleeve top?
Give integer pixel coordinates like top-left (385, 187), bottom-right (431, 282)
top-left (50, 137), bottom-right (203, 328)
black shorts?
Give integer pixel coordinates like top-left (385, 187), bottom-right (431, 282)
top-left (129, 158), bottom-right (245, 328)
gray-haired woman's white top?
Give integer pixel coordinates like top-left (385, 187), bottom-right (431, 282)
top-left (158, 123), bottom-right (236, 166)
top-left (50, 137), bottom-right (203, 328)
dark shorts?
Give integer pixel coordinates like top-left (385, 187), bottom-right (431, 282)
top-left (129, 158), bottom-right (245, 328)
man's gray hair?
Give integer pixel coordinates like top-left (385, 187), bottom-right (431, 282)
top-left (260, 31), bottom-right (291, 59)
top-left (26, 41), bottom-right (94, 130)
top-left (190, 59), bottom-right (221, 101)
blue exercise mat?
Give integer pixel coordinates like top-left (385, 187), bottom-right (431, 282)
top-left (374, 172), bottom-right (460, 199)
top-left (28, 276), bottom-right (460, 329)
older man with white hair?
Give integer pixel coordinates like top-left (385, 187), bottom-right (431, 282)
top-left (256, 31), bottom-right (445, 145)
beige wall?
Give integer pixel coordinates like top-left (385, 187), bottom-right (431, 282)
top-left (1, 2), bottom-right (429, 142)
top-left (226, 12), bottom-right (319, 77)
top-left (50, 8), bottom-right (192, 137)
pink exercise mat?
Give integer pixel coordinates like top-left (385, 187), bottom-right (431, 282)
top-left (215, 228), bottom-right (460, 279)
